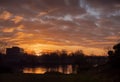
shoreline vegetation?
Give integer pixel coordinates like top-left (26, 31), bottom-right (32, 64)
top-left (0, 43), bottom-right (120, 82)
top-left (0, 73), bottom-right (103, 82)
top-left (0, 67), bottom-right (120, 82)
top-left (0, 48), bottom-right (107, 74)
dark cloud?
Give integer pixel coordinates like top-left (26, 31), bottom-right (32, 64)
top-left (0, 0), bottom-right (120, 55)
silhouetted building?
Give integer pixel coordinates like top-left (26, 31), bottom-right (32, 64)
top-left (6, 46), bottom-right (24, 56)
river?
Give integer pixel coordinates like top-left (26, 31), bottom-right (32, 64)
top-left (23, 65), bottom-right (78, 74)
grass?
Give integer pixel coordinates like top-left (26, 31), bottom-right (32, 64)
top-left (0, 73), bottom-right (105, 82)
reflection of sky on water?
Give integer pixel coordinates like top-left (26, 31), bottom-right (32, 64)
top-left (23, 65), bottom-right (77, 74)
top-left (23, 67), bottom-right (46, 74)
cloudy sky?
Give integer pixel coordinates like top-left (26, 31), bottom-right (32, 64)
top-left (0, 0), bottom-right (120, 55)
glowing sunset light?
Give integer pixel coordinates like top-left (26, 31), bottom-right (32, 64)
top-left (0, 0), bottom-right (119, 56)
top-left (19, 43), bottom-right (106, 56)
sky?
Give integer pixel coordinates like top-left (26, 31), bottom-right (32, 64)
top-left (0, 0), bottom-right (120, 55)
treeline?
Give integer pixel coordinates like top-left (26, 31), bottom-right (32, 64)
top-left (0, 50), bottom-right (107, 69)
top-left (39, 50), bottom-right (86, 65)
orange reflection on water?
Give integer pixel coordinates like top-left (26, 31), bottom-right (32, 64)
top-left (23, 67), bottom-right (46, 74)
top-left (23, 65), bottom-right (76, 74)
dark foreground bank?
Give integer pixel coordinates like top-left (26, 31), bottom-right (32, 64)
top-left (0, 71), bottom-right (119, 82)
top-left (0, 73), bottom-right (100, 82)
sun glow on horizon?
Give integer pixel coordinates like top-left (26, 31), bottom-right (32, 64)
top-left (19, 43), bottom-right (106, 56)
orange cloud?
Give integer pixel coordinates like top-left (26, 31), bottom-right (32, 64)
top-left (15, 32), bottom-right (34, 39)
top-left (105, 36), bottom-right (119, 40)
top-left (11, 16), bottom-right (23, 24)
top-left (16, 25), bottom-right (24, 31)
top-left (38, 12), bottom-right (48, 17)
top-left (37, 8), bottom-right (59, 17)
top-left (2, 28), bottom-right (15, 33)
top-left (0, 11), bottom-right (12, 20)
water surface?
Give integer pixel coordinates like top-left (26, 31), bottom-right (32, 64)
top-left (23, 65), bottom-right (78, 74)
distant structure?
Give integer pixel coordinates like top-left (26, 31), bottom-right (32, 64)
top-left (6, 46), bottom-right (24, 56)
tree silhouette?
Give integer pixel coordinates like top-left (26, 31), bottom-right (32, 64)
top-left (108, 43), bottom-right (120, 68)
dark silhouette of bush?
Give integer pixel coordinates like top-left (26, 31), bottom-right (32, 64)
top-left (70, 50), bottom-right (90, 73)
top-left (108, 43), bottom-right (120, 68)
top-left (71, 50), bottom-right (86, 65)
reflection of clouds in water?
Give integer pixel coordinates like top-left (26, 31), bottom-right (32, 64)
top-left (23, 67), bottom-right (46, 74)
top-left (23, 65), bottom-right (76, 74)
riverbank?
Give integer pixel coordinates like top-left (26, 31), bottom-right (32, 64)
top-left (1, 64), bottom-right (120, 82)
top-left (0, 73), bottom-right (101, 82)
